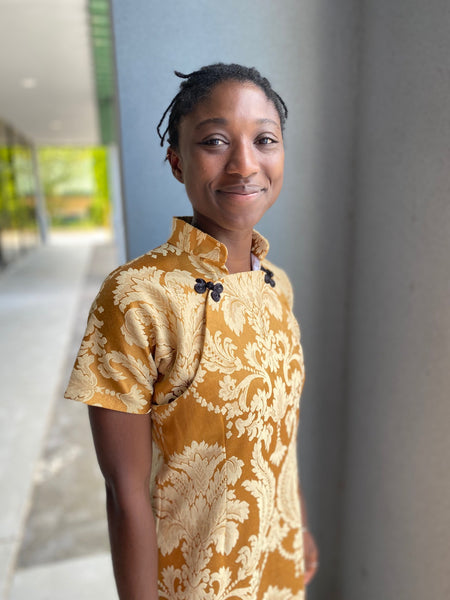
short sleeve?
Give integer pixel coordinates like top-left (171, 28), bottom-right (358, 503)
top-left (64, 268), bottom-right (158, 414)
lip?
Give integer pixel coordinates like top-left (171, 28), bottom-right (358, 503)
top-left (217, 184), bottom-right (265, 195)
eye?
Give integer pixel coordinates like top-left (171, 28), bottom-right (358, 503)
top-left (200, 138), bottom-right (227, 146)
top-left (257, 136), bottom-right (277, 145)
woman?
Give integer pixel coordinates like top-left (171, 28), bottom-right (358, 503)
top-left (66, 63), bottom-right (318, 600)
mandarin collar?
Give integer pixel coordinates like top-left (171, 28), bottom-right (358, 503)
top-left (167, 217), bottom-right (270, 269)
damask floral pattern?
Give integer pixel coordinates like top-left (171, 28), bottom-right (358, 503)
top-left (65, 217), bottom-right (305, 599)
top-left (155, 441), bottom-right (249, 599)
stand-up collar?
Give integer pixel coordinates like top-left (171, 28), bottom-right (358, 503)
top-left (167, 217), bottom-right (270, 269)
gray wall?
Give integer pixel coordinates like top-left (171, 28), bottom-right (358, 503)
top-left (341, 1), bottom-right (450, 598)
top-left (111, 1), bottom-right (450, 598)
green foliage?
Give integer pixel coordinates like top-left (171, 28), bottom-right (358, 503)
top-left (0, 145), bottom-right (37, 232)
top-left (90, 147), bottom-right (110, 226)
top-left (38, 146), bottom-right (110, 228)
top-left (1, 144), bottom-right (111, 241)
top-left (38, 147), bottom-right (93, 197)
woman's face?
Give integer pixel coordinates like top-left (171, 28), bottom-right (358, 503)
top-left (167, 80), bottom-right (284, 236)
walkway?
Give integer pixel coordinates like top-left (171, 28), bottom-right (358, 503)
top-left (0, 231), bottom-right (119, 599)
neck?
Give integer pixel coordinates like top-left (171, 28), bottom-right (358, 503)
top-left (224, 235), bottom-right (253, 273)
top-left (191, 214), bottom-right (253, 274)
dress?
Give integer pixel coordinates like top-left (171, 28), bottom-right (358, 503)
top-left (65, 217), bottom-right (306, 600)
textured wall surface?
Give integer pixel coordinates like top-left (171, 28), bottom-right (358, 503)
top-left (341, 1), bottom-right (450, 598)
top-left (111, 1), bottom-right (358, 598)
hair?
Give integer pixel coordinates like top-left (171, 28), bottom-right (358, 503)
top-left (157, 63), bottom-right (288, 150)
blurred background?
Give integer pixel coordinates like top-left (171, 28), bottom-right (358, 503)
top-left (0, 1), bottom-right (449, 599)
top-left (1, 1), bottom-right (121, 598)
top-left (0, 0), bottom-right (122, 266)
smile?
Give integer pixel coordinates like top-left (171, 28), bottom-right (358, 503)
top-left (217, 184), bottom-right (265, 197)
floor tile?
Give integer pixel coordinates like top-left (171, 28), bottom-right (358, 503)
top-left (9, 553), bottom-right (117, 600)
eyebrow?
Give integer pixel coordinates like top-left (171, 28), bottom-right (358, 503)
top-left (195, 117), bottom-right (280, 130)
top-left (195, 118), bottom-right (227, 129)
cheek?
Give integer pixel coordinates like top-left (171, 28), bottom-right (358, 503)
top-left (269, 157), bottom-right (284, 186)
top-left (184, 153), bottom-right (216, 182)
top-left (264, 147), bottom-right (284, 171)
top-left (269, 163), bottom-right (284, 201)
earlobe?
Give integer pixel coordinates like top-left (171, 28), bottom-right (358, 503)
top-left (167, 147), bottom-right (184, 183)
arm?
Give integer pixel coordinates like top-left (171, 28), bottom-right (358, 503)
top-left (89, 406), bottom-right (158, 600)
top-left (299, 487), bottom-right (319, 586)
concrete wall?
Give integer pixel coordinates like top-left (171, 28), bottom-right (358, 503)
top-left (341, 1), bottom-right (450, 598)
top-left (111, 1), bottom-right (358, 598)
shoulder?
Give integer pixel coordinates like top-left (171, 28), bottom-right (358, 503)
top-left (92, 240), bottom-right (198, 316)
top-left (260, 258), bottom-right (295, 309)
top-left (101, 240), bottom-right (181, 289)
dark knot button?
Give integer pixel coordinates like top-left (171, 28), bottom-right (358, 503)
top-left (194, 278), bottom-right (224, 302)
top-left (194, 278), bottom-right (207, 293)
top-left (261, 266), bottom-right (275, 287)
top-left (210, 283), bottom-right (223, 302)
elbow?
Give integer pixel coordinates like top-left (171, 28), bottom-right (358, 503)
top-left (103, 474), bottom-right (152, 516)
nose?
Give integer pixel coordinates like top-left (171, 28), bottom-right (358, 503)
top-left (225, 140), bottom-right (259, 179)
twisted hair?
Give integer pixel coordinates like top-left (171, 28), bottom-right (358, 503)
top-left (157, 63), bottom-right (288, 150)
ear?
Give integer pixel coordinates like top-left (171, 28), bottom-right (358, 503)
top-left (167, 147), bottom-right (184, 183)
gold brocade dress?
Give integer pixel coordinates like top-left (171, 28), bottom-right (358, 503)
top-left (65, 217), bottom-right (306, 600)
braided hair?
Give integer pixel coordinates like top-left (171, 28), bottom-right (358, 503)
top-left (157, 63), bottom-right (288, 150)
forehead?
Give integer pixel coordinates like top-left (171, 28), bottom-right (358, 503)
top-left (181, 80), bottom-right (281, 130)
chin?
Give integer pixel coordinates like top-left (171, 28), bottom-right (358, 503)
top-left (220, 213), bottom-right (264, 232)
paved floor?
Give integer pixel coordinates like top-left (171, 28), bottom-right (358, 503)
top-left (0, 231), bottom-right (119, 599)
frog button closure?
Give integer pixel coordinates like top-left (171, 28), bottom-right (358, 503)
top-left (261, 266), bottom-right (275, 287)
top-left (194, 278), bottom-right (224, 302)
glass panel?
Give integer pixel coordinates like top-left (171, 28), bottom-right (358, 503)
top-left (0, 120), bottom-right (39, 267)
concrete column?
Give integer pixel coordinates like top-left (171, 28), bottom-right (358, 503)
top-left (341, 1), bottom-right (450, 598)
top-left (106, 144), bottom-right (126, 264)
top-left (31, 145), bottom-right (48, 244)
